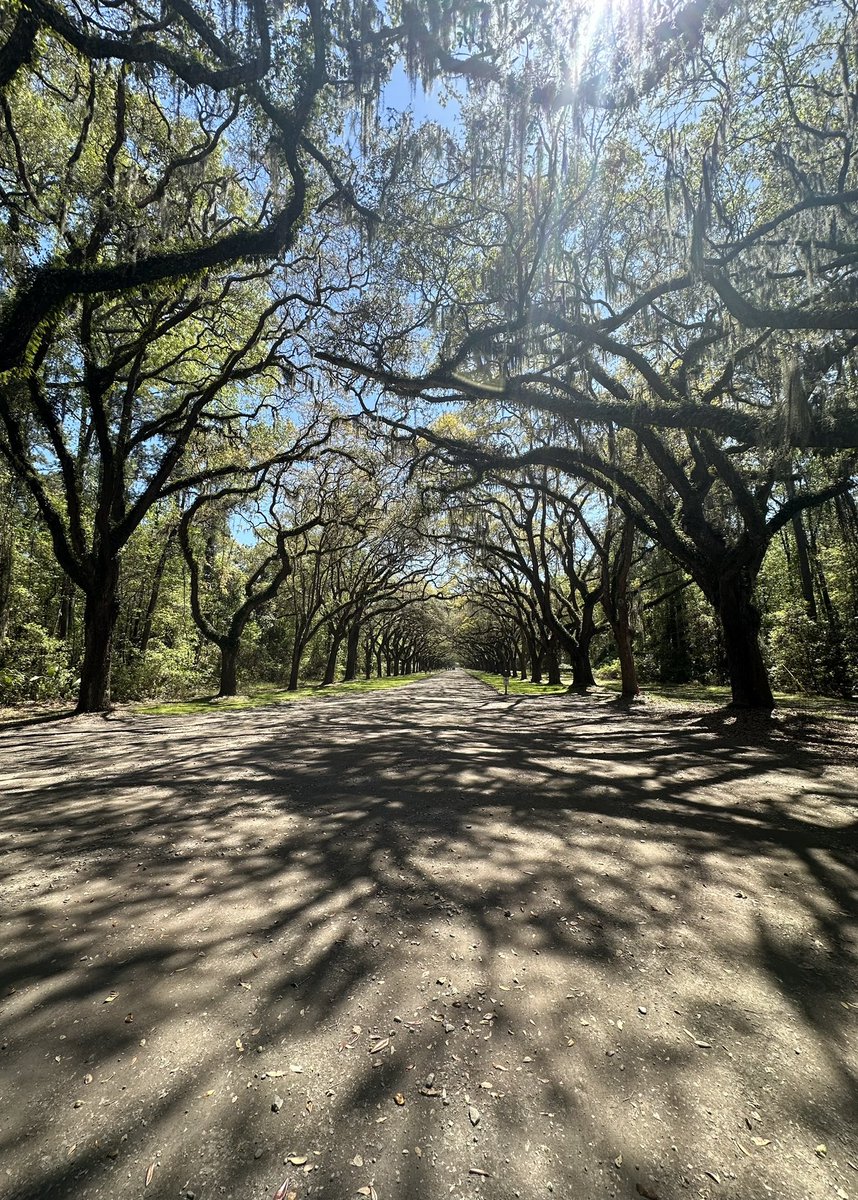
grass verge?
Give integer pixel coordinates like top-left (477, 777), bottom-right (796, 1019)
top-left (469, 671), bottom-right (573, 697)
top-left (471, 670), bottom-right (857, 719)
top-left (136, 672), bottom-right (435, 716)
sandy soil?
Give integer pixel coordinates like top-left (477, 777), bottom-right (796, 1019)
top-left (1, 670), bottom-right (856, 1200)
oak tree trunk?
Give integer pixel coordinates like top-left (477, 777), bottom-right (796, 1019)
top-left (786, 479), bottom-right (817, 620)
top-left (568, 647), bottom-right (592, 690)
top-left (322, 627), bottom-right (343, 685)
top-left (544, 639), bottom-right (562, 686)
top-left (529, 636), bottom-right (543, 683)
top-left (343, 620), bottom-right (361, 682)
top-left (288, 639), bottom-right (304, 691)
top-left (77, 562), bottom-right (120, 712)
top-left (718, 574), bottom-right (774, 709)
top-left (615, 616), bottom-right (639, 699)
top-left (218, 639), bottom-right (240, 697)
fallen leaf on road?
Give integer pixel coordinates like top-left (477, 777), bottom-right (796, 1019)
top-left (145, 1162), bottom-right (156, 1187)
top-left (469, 1168), bottom-right (491, 1176)
top-left (751, 1137), bottom-right (770, 1147)
top-left (370, 1038), bottom-right (389, 1054)
top-left (286, 1155), bottom-right (307, 1165)
top-left (394, 1093), bottom-right (406, 1106)
top-left (816, 1145), bottom-right (827, 1157)
top-left (684, 1029), bottom-right (712, 1048)
top-left (350, 1155), bottom-right (364, 1167)
top-left (272, 1181), bottom-right (295, 1200)
top-left (468, 1106), bottom-right (481, 1126)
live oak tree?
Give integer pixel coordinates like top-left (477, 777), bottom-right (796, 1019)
top-left (450, 594), bottom-right (521, 677)
top-left (432, 447), bottom-right (645, 695)
top-left (272, 445), bottom-right (443, 687)
top-left (0, 0), bottom-right (592, 710)
top-left (178, 461), bottom-right (325, 697)
top-left (439, 472), bottom-right (600, 687)
top-left (373, 596), bottom-right (452, 676)
top-left (321, 0), bottom-right (858, 708)
top-left (0, 238), bottom-right (308, 710)
top-left (318, 488), bottom-right (443, 685)
top-left (0, 17), bottom-right (330, 710)
top-left (455, 547), bottom-right (552, 682)
top-left (3, 0), bottom-right (858, 707)
top-left (591, 505), bottom-right (640, 700)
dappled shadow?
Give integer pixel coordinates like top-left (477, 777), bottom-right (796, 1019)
top-left (1, 671), bottom-right (856, 1200)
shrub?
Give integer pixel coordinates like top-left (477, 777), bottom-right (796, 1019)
top-left (0, 623), bottom-right (77, 704)
top-left (767, 608), bottom-right (855, 698)
top-left (112, 639), bottom-right (217, 701)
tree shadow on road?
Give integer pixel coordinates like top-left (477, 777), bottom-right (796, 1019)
top-left (1, 673), bottom-right (856, 1200)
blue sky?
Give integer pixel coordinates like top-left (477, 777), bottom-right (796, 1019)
top-left (383, 63), bottom-right (465, 130)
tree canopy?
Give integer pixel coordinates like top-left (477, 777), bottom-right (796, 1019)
top-left (1, 0), bottom-right (857, 710)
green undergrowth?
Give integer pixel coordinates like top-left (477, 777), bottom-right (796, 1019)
top-left (472, 671), bottom-right (857, 720)
top-left (137, 672), bottom-right (435, 716)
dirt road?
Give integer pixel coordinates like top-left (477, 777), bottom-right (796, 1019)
top-left (1, 670), bottom-right (856, 1200)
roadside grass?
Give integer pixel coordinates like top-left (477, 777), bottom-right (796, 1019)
top-left (469, 671), bottom-right (572, 697)
top-left (471, 670), bottom-right (857, 720)
top-left (136, 672), bottom-right (435, 716)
